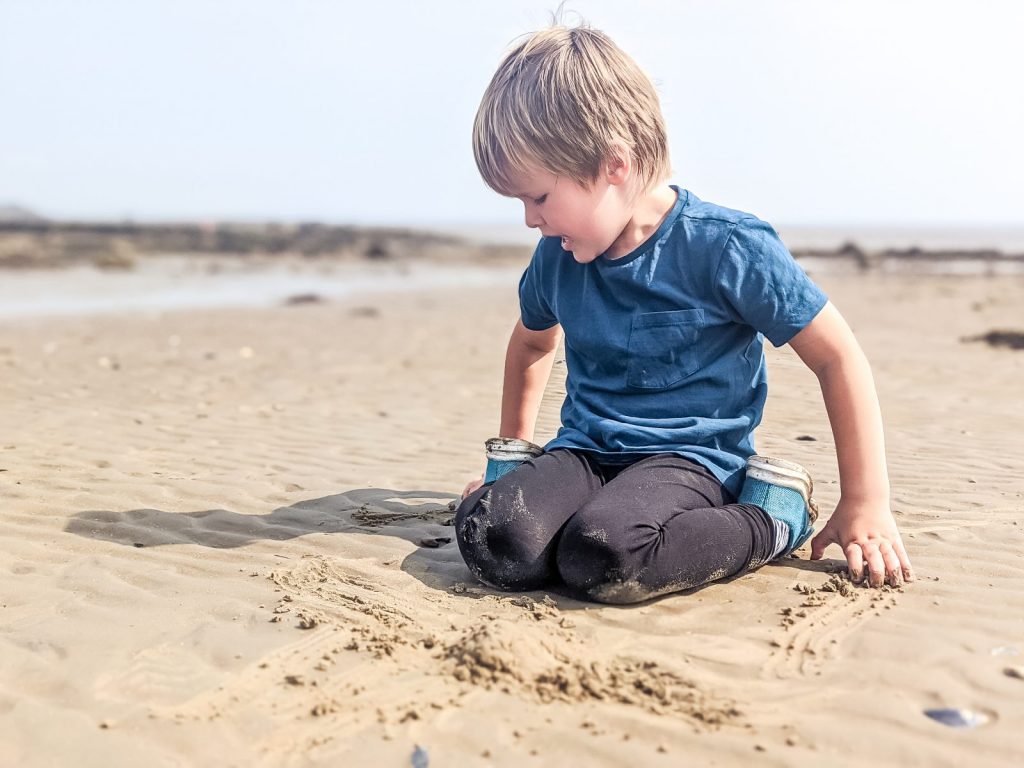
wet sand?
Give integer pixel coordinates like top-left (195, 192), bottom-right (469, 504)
top-left (1, 268), bottom-right (1022, 766)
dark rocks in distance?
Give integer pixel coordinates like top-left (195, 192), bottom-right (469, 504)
top-left (962, 330), bottom-right (1024, 351)
top-left (835, 241), bottom-right (871, 268)
top-left (790, 240), bottom-right (1024, 270)
top-left (7, 216), bottom-right (1020, 272)
top-left (0, 219), bottom-right (532, 269)
top-left (365, 241), bottom-right (391, 260)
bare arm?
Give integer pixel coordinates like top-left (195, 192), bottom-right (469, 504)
top-left (461, 319), bottom-right (562, 499)
top-left (499, 319), bottom-right (563, 440)
top-left (788, 301), bottom-right (914, 586)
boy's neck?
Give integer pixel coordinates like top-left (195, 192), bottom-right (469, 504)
top-left (604, 185), bottom-right (679, 260)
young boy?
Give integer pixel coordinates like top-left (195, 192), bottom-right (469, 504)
top-left (456, 23), bottom-right (913, 604)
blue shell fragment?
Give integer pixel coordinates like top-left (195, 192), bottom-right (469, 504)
top-left (411, 745), bottom-right (429, 768)
top-left (923, 708), bottom-right (989, 728)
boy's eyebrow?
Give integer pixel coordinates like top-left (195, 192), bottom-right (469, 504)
top-left (509, 173), bottom-right (556, 199)
top-left (511, 175), bottom-right (555, 199)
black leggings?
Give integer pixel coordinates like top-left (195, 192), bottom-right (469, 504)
top-left (455, 449), bottom-right (779, 604)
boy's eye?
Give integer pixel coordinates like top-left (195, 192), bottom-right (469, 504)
top-left (534, 195), bottom-right (547, 205)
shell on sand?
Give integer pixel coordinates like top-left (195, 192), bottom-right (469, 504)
top-left (923, 708), bottom-right (991, 729)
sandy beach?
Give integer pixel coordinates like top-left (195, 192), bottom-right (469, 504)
top-left (2, 264), bottom-right (1023, 767)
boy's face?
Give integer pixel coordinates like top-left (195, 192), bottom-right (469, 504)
top-left (507, 166), bottom-right (631, 264)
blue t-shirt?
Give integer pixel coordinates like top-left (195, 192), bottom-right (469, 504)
top-left (518, 187), bottom-right (828, 497)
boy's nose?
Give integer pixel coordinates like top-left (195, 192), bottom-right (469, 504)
top-left (523, 205), bottom-right (544, 230)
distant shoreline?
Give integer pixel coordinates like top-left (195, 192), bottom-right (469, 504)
top-left (437, 221), bottom-right (1024, 252)
top-left (2, 219), bottom-right (1023, 272)
top-left (0, 219), bottom-right (531, 270)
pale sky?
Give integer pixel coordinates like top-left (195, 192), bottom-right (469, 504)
top-left (1, 0), bottom-right (1022, 228)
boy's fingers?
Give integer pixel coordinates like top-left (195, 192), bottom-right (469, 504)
top-left (809, 529), bottom-right (832, 560)
top-left (880, 542), bottom-right (903, 587)
top-left (844, 542), bottom-right (865, 582)
top-left (893, 538), bottom-right (915, 582)
top-left (461, 477), bottom-right (484, 500)
top-left (863, 544), bottom-right (886, 587)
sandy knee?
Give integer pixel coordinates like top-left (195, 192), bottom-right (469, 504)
top-left (455, 486), bottom-right (551, 591)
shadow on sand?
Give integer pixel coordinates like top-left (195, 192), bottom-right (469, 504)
top-left (64, 488), bottom-right (477, 591)
top-left (65, 487), bottom-right (841, 605)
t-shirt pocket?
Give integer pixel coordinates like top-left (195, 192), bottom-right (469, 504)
top-left (625, 308), bottom-right (704, 389)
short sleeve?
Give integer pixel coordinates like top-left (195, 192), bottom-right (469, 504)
top-left (714, 217), bottom-right (828, 347)
top-left (518, 242), bottom-right (558, 331)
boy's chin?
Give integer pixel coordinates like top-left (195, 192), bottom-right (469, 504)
top-left (563, 242), bottom-right (601, 263)
top-left (560, 236), bottom-right (611, 264)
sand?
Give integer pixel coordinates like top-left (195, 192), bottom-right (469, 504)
top-left (1, 267), bottom-right (1023, 767)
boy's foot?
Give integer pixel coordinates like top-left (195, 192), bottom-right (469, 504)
top-left (737, 455), bottom-right (819, 556)
top-left (483, 437), bottom-right (545, 483)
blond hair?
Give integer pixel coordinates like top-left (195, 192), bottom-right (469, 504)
top-left (473, 23), bottom-right (670, 196)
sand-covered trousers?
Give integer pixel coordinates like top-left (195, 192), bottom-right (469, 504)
top-left (455, 448), bottom-right (779, 604)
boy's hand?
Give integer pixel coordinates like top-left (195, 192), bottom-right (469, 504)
top-left (809, 499), bottom-right (914, 588)
top-left (461, 473), bottom-right (485, 501)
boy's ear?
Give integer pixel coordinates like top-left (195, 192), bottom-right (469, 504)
top-left (604, 141), bottom-right (631, 186)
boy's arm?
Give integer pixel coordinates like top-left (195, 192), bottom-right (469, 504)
top-left (461, 319), bottom-right (561, 499)
top-left (500, 319), bottom-right (563, 439)
top-left (788, 302), bottom-right (914, 587)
